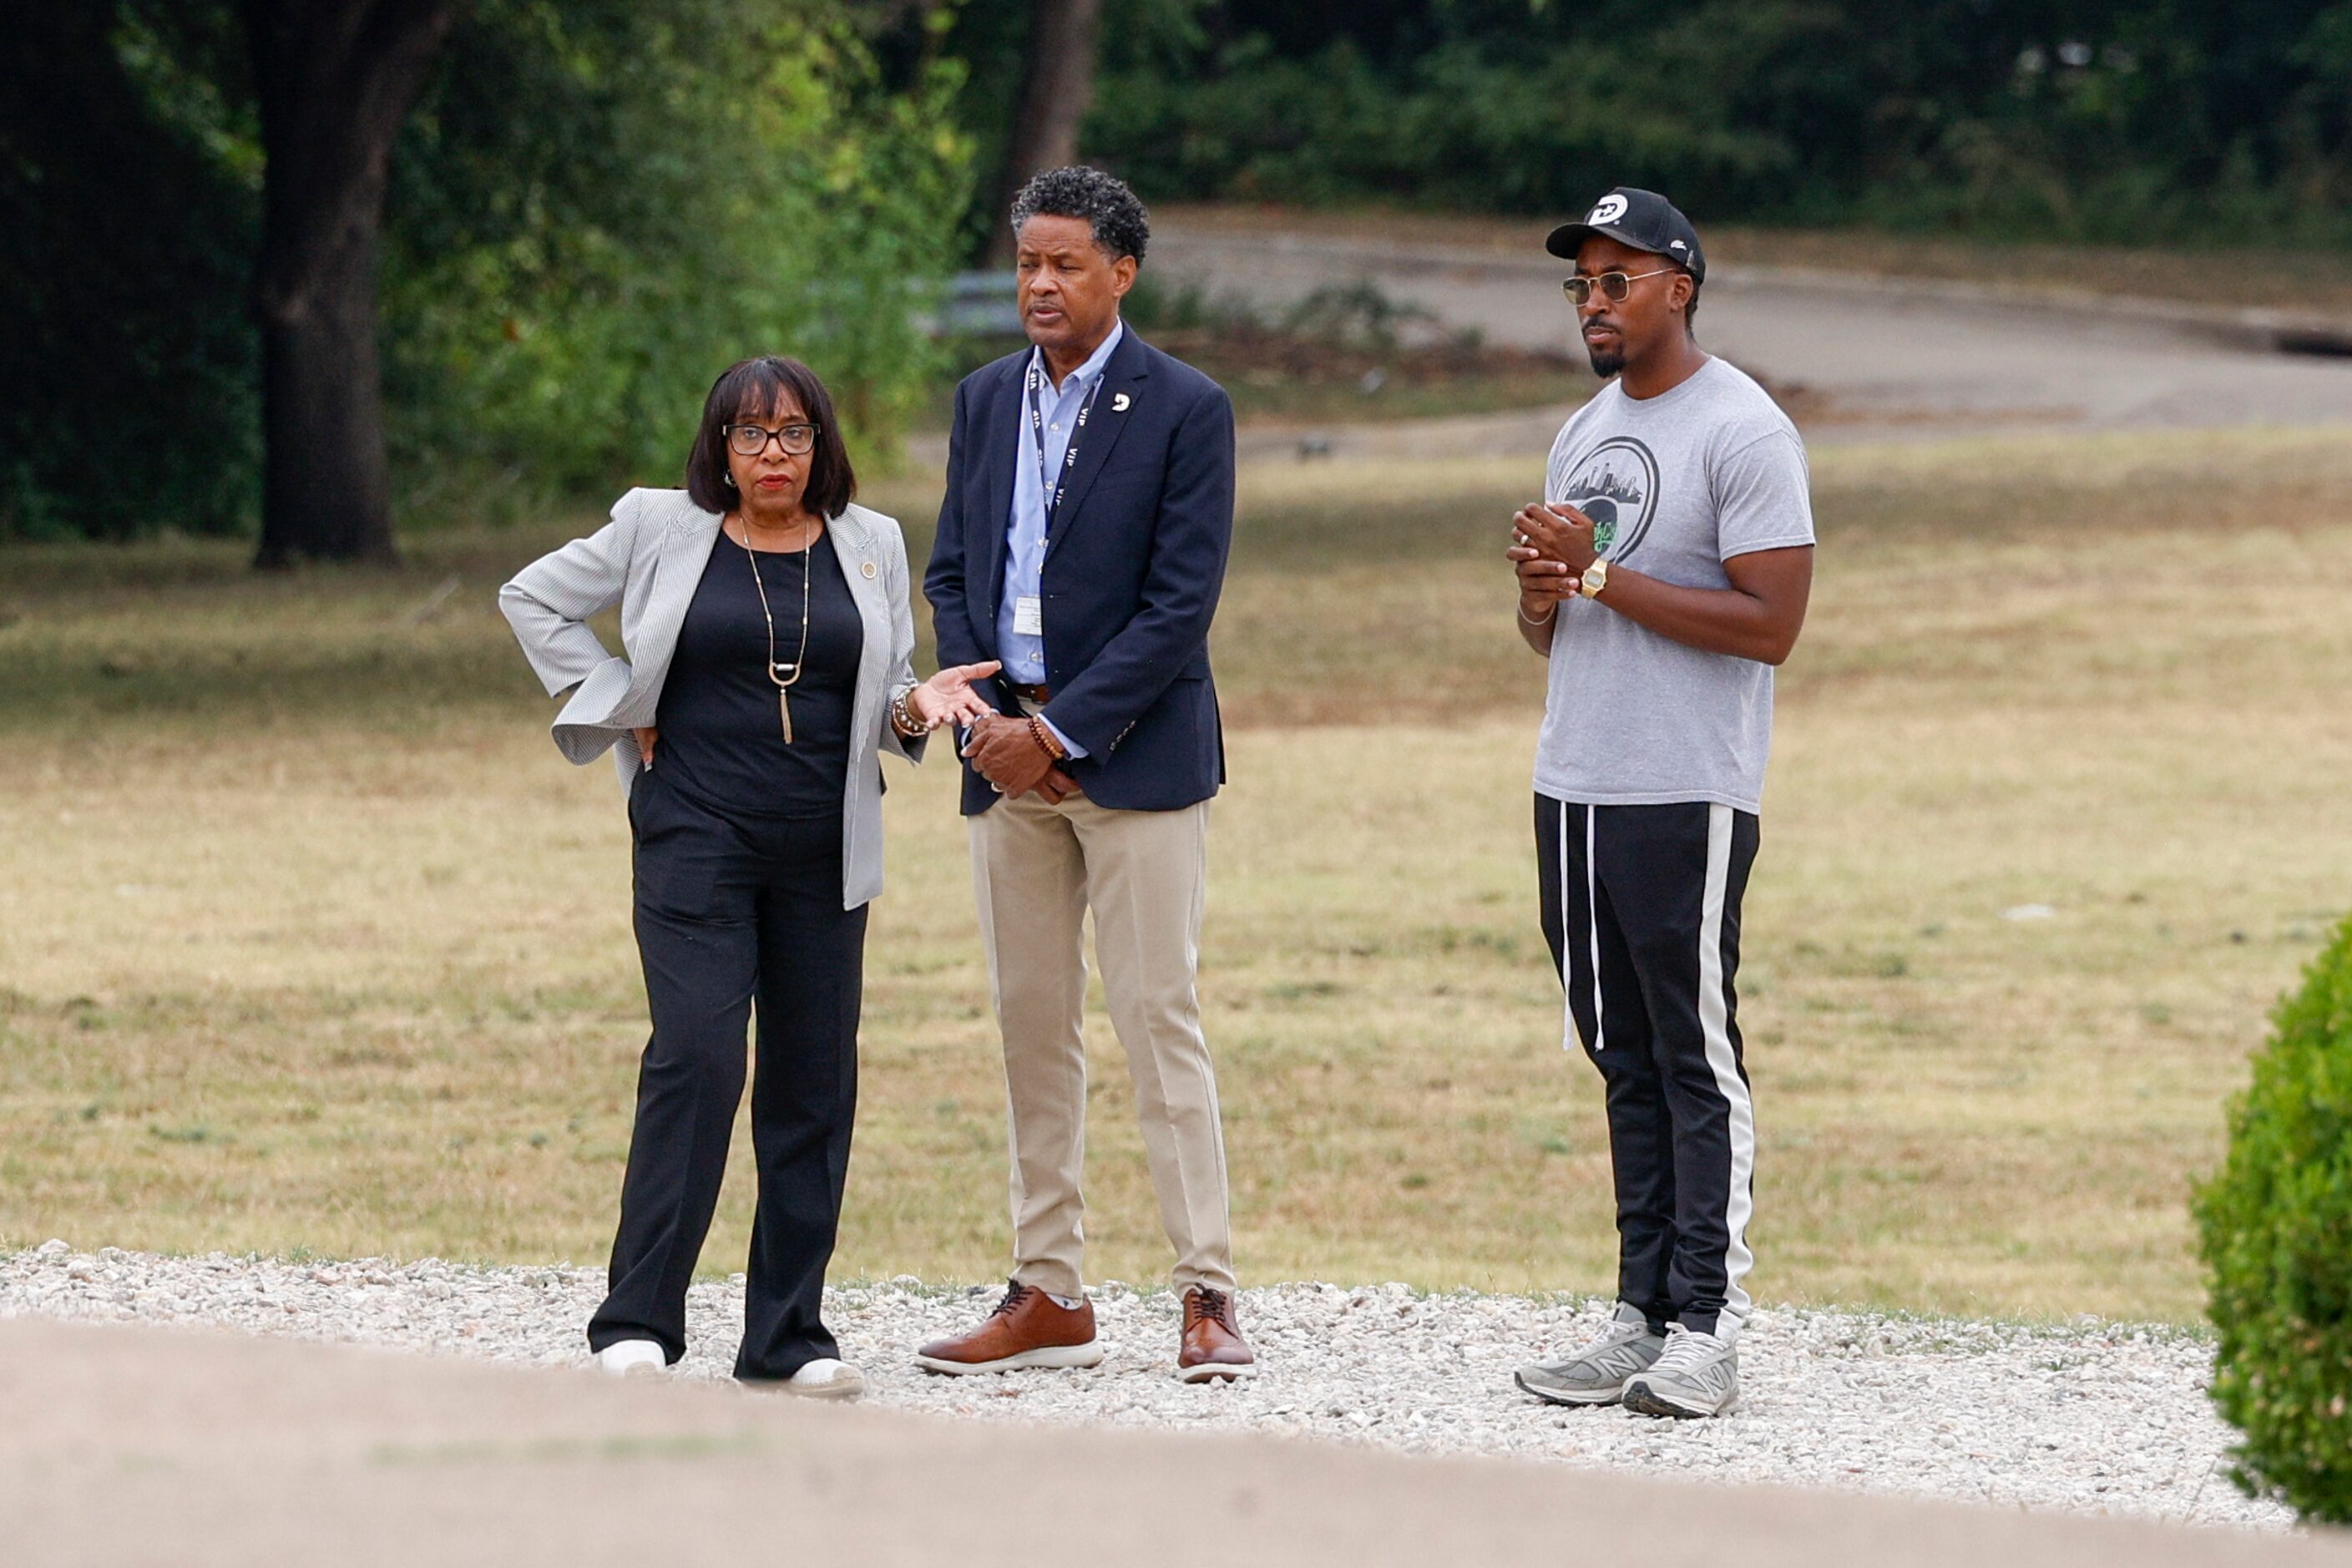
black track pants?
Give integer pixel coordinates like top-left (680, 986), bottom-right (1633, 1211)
top-left (1535, 794), bottom-right (1759, 1338)
top-left (588, 768), bottom-right (867, 1381)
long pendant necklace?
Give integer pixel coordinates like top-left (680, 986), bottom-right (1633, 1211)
top-left (736, 513), bottom-right (813, 743)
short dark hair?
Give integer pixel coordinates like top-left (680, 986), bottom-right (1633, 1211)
top-left (1009, 165), bottom-right (1150, 262)
top-left (684, 356), bottom-right (856, 517)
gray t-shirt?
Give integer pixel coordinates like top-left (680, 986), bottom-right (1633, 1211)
top-left (1534, 357), bottom-right (1814, 815)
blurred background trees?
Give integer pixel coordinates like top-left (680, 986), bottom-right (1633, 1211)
top-left (9, 0), bottom-right (2352, 551)
top-left (0, 0), bottom-right (969, 555)
top-left (3, 6), bottom-right (266, 547)
top-left (1060, 0), bottom-right (2352, 240)
top-left (382, 0), bottom-right (969, 539)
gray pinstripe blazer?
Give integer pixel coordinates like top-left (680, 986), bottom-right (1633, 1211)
top-left (498, 487), bottom-right (926, 910)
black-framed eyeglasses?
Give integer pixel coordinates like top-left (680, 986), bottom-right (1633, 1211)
top-left (725, 421), bottom-right (819, 458)
top-left (1561, 267), bottom-right (1680, 306)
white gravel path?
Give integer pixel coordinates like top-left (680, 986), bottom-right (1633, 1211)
top-left (1, 1241), bottom-right (2287, 1532)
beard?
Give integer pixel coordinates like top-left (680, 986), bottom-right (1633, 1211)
top-left (1585, 341), bottom-right (1626, 378)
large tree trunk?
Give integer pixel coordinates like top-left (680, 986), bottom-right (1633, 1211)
top-left (245, 0), bottom-right (458, 568)
top-left (984, 0), bottom-right (1105, 266)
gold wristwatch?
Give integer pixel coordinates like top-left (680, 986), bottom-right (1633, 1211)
top-left (1580, 559), bottom-right (1611, 599)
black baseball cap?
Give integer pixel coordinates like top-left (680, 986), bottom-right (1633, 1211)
top-left (1545, 188), bottom-right (1706, 283)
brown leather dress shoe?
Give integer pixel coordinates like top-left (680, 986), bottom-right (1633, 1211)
top-left (1177, 1286), bottom-right (1256, 1382)
top-left (914, 1280), bottom-right (1106, 1375)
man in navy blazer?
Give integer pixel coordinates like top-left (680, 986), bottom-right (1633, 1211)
top-left (918, 167), bottom-right (1252, 1383)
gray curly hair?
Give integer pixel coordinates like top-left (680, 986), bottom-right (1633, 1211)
top-left (1009, 166), bottom-right (1150, 263)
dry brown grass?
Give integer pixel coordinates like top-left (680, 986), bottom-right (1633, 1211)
top-left (4, 425), bottom-right (2349, 1321)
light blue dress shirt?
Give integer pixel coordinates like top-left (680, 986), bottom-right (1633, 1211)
top-left (999, 320), bottom-right (1123, 758)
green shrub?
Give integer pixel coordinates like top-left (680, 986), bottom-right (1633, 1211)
top-left (381, 0), bottom-right (970, 529)
top-left (2196, 912), bottom-right (2352, 1521)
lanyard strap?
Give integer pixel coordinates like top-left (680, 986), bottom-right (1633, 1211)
top-left (1026, 353), bottom-right (1107, 518)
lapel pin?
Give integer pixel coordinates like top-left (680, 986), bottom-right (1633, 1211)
top-left (861, 559), bottom-right (878, 579)
top-left (1111, 392), bottom-right (1131, 412)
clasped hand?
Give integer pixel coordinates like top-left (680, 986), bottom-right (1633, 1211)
top-left (1507, 499), bottom-right (1599, 607)
top-left (962, 714), bottom-right (1081, 804)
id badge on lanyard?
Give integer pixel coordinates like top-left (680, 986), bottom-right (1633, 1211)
top-left (1028, 357), bottom-right (1105, 520)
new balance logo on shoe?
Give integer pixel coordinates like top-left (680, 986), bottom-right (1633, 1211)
top-left (1512, 1304), bottom-right (1666, 1407)
top-left (1621, 1324), bottom-right (1739, 1419)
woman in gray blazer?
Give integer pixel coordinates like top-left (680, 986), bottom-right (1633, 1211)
top-left (501, 356), bottom-right (996, 1397)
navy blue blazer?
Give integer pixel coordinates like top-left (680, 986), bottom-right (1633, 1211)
top-left (924, 326), bottom-right (1235, 817)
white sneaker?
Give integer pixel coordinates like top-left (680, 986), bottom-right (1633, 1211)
top-left (1512, 1302), bottom-right (1667, 1406)
top-left (596, 1338), bottom-right (668, 1378)
top-left (780, 1358), bottom-right (864, 1400)
top-left (1622, 1324), bottom-right (1739, 1418)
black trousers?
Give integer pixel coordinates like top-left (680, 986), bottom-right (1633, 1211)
top-left (1535, 794), bottom-right (1759, 1338)
top-left (587, 768), bottom-right (867, 1381)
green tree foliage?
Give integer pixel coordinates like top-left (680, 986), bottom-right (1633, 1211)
top-left (935, 0), bottom-right (1191, 257)
top-left (384, 0), bottom-right (971, 525)
top-left (0, 1), bottom-right (969, 541)
top-left (0, 5), bottom-right (260, 540)
top-left (1073, 0), bottom-right (2352, 244)
top-left (2196, 913), bottom-right (2352, 1521)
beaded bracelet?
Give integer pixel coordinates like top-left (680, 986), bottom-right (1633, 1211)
top-left (890, 685), bottom-right (934, 736)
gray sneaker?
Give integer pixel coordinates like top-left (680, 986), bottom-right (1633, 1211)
top-left (1513, 1303), bottom-right (1666, 1406)
top-left (1622, 1323), bottom-right (1739, 1418)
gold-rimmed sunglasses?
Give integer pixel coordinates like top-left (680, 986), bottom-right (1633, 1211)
top-left (1561, 267), bottom-right (1681, 306)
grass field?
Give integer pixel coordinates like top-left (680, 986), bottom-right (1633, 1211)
top-left (4, 426), bottom-right (2349, 1323)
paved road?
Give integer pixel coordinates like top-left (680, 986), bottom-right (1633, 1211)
top-left (6, 1317), bottom-right (2342, 1568)
top-left (1149, 225), bottom-right (2352, 448)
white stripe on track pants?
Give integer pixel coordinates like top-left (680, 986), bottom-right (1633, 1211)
top-left (1535, 793), bottom-right (1759, 1339)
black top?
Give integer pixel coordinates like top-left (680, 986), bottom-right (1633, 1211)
top-left (653, 528), bottom-right (864, 819)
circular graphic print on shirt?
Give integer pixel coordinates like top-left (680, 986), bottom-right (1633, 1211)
top-left (1558, 436), bottom-right (1659, 562)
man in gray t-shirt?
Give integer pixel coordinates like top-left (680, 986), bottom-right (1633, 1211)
top-left (1505, 188), bottom-right (1815, 1422)
top-left (1535, 357), bottom-right (1813, 811)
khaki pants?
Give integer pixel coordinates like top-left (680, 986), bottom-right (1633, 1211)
top-left (969, 789), bottom-right (1233, 1297)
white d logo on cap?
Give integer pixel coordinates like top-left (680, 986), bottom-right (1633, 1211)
top-left (1588, 194), bottom-right (1629, 225)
